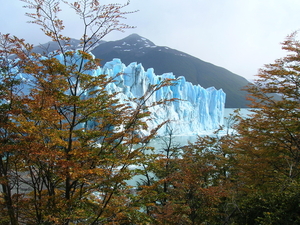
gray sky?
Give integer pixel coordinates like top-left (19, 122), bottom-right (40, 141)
top-left (1, 0), bottom-right (300, 81)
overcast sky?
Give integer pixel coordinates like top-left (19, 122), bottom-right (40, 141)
top-left (1, 0), bottom-right (300, 81)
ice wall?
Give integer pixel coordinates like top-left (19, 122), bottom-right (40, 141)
top-left (101, 58), bottom-right (226, 136)
top-left (8, 52), bottom-right (226, 136)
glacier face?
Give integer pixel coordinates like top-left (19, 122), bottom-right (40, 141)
top-left (10, 53), bottom-right (226, 137)
top-left (100, 58), bottom-right (226, 136)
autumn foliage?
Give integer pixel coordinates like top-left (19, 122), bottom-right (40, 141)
top-left (0, 0), bottom-right (161, 224)
top-left (132, 32), bottom-right (300, 224)
top-left (2, 0), bottom-right (300, 224)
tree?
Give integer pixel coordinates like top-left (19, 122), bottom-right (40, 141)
top-left (228, 32), bottom-right (300, 224)
top-left (22, 0), bottom-right (136, 54)
top-left (0, 34), bottom-right (35, 225)
top-left (168, 33), bottom-right (300, 224)
top-left (237, 32), bottom-right (300, 190)
top-left (0, 0), bottom-right (173, 224)
top-left (136, 126), bottom-right (233, 224)
top-left (135, 127), bottom-right (184, 224)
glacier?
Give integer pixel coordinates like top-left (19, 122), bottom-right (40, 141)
top-left (98, 58), bottom-right (226, 136)
top-left (5, 52), bottom-right (226, 137)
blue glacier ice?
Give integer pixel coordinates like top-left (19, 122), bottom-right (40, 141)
top-left (100, 58), bottom-right (226, 136)
top-left (5, 52), bottom-right (226, 136)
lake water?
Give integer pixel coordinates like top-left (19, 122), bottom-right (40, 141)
top-left (224, 108), bottom-right (253, 119)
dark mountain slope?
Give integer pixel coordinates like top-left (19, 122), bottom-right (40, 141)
top-left (92, 34), bottom-right (250, 108)
top-left (33, 38), bottom-right (106, 55)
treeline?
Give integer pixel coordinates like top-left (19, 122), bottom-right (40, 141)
top-left (1, 0), bottom-right (300, 224)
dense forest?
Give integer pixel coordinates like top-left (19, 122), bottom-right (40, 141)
top-left (1, 0), bottom-right (300, 224)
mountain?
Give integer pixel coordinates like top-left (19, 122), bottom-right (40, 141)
top-left (91, 33), bottom-right (250, 108)
top-left (33, 38), bottom-right (106, 55)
